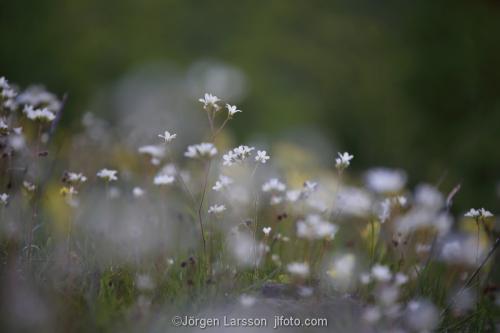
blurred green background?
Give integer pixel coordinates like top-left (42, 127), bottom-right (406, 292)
top-left (1, 0), bottom-right (499, 211)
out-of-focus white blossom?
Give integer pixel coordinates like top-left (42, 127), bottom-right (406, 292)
top-left (336, 186), bottom-right (372, 217)
top-left (65, 172), bottom-right (87, 184)
top-left (0, 193), bottom-right (9, 205)
top-left (327, 253), bottom-right (356, 291)
top-left (208, 204), bottom-right (226, 214)
top-left (97, 169), bottom-right (118, 182)
top-left (132, 187), bottom-right (145, 198)
top-left (365, 168), bottom-right (407, 193)
top-left (363, 306), bottom-right (381, 324)
top-left (262, 178), bottom-right (286, 192)
top-left (212, 175), bottom-right (233, 191)
top-left (138, 144), bottom-right (166, 165)
top-left (262, 227), bottom-right (271, 236)
top-left (153, 173), bottom-right (175, 186)
top-left (287, 262), bottom-right (310, 278)
top-left (405, 299), bottom-right (439, 332)
top-left (371, 264), bottom-right (392, 282)
top-left (184, 143), bottom-right (217, 159)
top-left (297, 214), bottom-right (338, 240)
top-left (415, 184), bottom-right (444, 211)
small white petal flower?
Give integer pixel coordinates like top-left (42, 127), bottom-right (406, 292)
top-left (96, 169), bottom-right (118, 182)
top-left (198, 93), bottom-right (220, 110)
top-left (0, 193), bottom-right (9, 206)
top-left (262, 227), bottom-right (272, 236)
top-left (208, 204), bottom-right (226, 214)
top-left (255, 150), bottom-right (270, 164)
top-left (226, 104), bottom-right (242, 117)
top-left (65, 172), bottom-right (87, 184)
top-left (158, 130), bottom-right (177, 143)
top-left (335, 152), bottom-right (354, 170)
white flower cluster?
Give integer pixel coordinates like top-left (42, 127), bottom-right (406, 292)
top-left (222, 145), bottom-right (255, 166)
top-left (184, 142), bottom-right (217, 159)
top-left (0, 76), bottom-right (18, 111)
top-left (296, 214), bottom-right (338, 240)
top-left (23, 105), bottom-right (56, 122)
top-left (464, 208), bottom-right (493, 219)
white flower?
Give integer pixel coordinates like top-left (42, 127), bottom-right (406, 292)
top-left (23, 105), bottom-right (56, 122)
top-left (222, 145), bottom-right (255, 166)
top-left (138, 144), bottom-right (166, 165)
top-left (158, 130), bottom-right (177, 143)
top-left (184, 142), bottom-right (218, 159)
top-left (262, 227), bottom-right (272, 236)
top-left (65, 172), bottom-right (87, 184)
top-left (395, 272), bottom-right (409, 286)
top-left (0, 77), bottom-right (9, 89)
top-left (96, 169), bottom-right (118, 182)
top-left (132, 187), bottom-right (145, 198)
top-left (226, 104), bottom-right (242, 117)
top-left (0, 118), bottom-right (8, 132)
top-left (465, 208), bottom-right (493, 219)
top-left (212, 175), bottom-right (233, 191)
top-left (23, 181), bottom-right (36, 192)
top-left (198, 93), bottom-right (220, 110)
top-left (208, 204), bottom-right (226, 214)
top-left (255, 150), bottom-right (270, 164)
top-left (405, 299), bottom-right (439, 332)
top-left (262, 178), bottom-right (286, 192)
top-left (153, 173), bottom-right (175, 186)
top-left (335, 152), bottom-right (354, 170)
top-left (371, 264), bottom-right (392, 282)
top-left (365, 168), bottom-right (407, 193)
top-left (464, 208), bottom-right (479, 218)
top-left (287, 262), bottom-right (310, 278)
top-left (0, 193), bottom-right (9, 205)
top-left (297, 214), bottom-right (338, 240)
